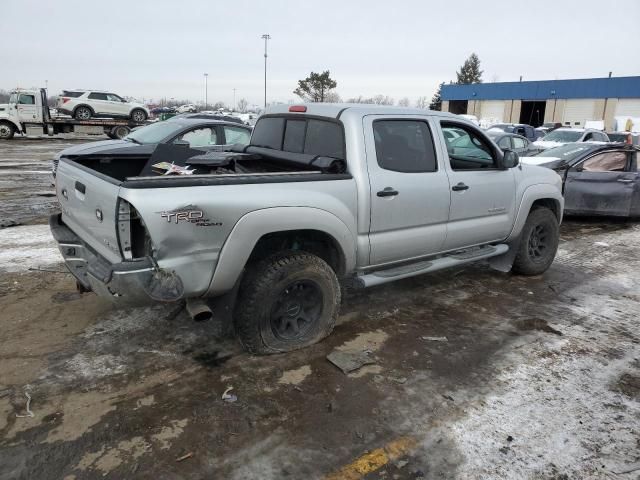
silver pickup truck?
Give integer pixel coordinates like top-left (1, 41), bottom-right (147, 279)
top-left (51, 104), bottom-right (564, 353)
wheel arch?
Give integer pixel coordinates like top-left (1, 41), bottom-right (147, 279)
top-left (506, 184), bottom-right (564, 243)
top-left (206, 207), bottom-right (356, 297)
top-left (0, 119), bottom-right (21, 134)
top-left (73, 104), bottom-right (95, 116)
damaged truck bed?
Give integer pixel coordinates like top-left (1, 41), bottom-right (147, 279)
top-left (51, 103), bottom-right (564, 353)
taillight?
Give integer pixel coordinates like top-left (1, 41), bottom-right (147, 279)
top-left (117, 199), bottom-right (153, 259)
top-left (62, 97), bottom-right (71, 104)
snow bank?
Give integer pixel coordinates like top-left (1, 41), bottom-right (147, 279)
top-left (0, 224), bottom-right (63, 272)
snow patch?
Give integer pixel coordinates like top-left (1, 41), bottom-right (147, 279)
top-left (0, 224), bottom-right (62, 272)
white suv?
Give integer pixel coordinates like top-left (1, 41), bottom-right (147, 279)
top-left (56, 90), bottom-right (149, 122)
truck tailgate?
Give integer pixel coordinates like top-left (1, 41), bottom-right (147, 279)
top-left (55, 160), bottom-right (122, 264)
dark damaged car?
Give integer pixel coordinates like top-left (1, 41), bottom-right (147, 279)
top-left (522, 142), bottom-right (640, 217)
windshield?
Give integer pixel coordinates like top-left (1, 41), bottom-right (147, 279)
top-left (125, 121), bottom-right (185, 144)
top-left (542, 130), bottom-right (582, 142)
top-left (534, 143), bottom-right (593, 163)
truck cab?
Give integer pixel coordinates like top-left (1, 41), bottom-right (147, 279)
top-left (0, 88), bottom-right (47, 138)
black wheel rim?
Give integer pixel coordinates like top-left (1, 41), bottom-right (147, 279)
top-left (270, 280), bottom-right (323, 340)
top-left (528, 224), bottom-right (549, 261)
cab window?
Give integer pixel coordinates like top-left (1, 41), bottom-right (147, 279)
top-left (441, 122), bottom-right (497, 170)
top-left (18, 94), bottom-right (35, 105)
top-left (224, 126), bottom-right (250, 145)
top-left (373, 120), bottom-right (437, 173)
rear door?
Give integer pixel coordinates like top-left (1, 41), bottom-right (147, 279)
top-left (564, 150), bottom-right (637, 216)
top-left (438, 120), bottom-right (517, 250)
top-left (55, 160), bottom-right (123, 263)
top-left (87, 92), bottom-right (110, 115)
top-left (365, 115), bottom-right (451, 265)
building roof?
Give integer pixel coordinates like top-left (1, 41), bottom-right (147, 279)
top-left (442, 76), bottom-right (640, 101)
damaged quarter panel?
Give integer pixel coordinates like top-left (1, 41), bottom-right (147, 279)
top-left (119, 179), bottom-right (357, 297)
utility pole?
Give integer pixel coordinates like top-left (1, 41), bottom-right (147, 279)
top-left (261, 34), bottom-right (271, 108)
top-left (233, 88), bottom-right (236, 111)
top-left (204, 73), bottom-right (209, 109)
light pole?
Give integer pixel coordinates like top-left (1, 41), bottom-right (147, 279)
top-left (204, 73), bottom-right (208, 109)
top-left (261, 34), bottom-right (271, 108)
top-left (233, 88), bottom-right (236, 111)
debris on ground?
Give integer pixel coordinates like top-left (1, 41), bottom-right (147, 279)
top-left (221, 386), bottom-right (237, 403)
top-left (0, 218), bottom-right (21, 229)
top-left (327, 350), bottom-right (375, 374)
top-left (421, 336), bottom-right (448, 342)
top-left (593, 241), bottom-right (610, 247)
top-left (15, 391), bottom-right (34, 418)
top-left (176, 452), bottom-right (193, 462)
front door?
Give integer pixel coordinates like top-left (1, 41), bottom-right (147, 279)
top-left (16, 93), bottom-right (38, 122)
top-left (438, 120), bottom-right (517, 250)
top-left (564, 150), bottom-right (637, 216)
top-left (365, 116), bottom-right (451, 266)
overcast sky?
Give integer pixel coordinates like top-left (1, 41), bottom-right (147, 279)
top-left (3, 0), bottom-right (639, 108)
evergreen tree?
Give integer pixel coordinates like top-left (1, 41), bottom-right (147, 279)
top-left (456, 53), bottom-right (483, 84)
top-left (294, 71), bottom-right (338, 102)
top-left (429, 82), bottom-right (444, 110)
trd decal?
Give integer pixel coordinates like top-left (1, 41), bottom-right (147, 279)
top-left (158, 206), bottom-right (222, 227)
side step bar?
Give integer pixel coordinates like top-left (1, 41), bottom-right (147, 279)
top-left (357, 244), bottom-right (509, 288)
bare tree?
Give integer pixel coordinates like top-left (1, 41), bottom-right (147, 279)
top-left (323, 91), bottom-right (342, 103)
top-left (415, 96), bottom-right (429, 109)
top-left (398, 97), bottom-right (410, 107)
top-left (372, 94), bottom-right (394, 105)
top-left (237, 98), bottom-right (248, 113)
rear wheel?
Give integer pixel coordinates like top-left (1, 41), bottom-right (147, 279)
top-left (0, 122), bottom-right (15, 140)
top-left (512, 207), bottom-right (559, 275)
top-left (234, 252), bottom-right (341, 354)
top-left (111, 125), bottom-right (130, 139)
top-left (131, 109), bottom-right (147, 122)
top-left (74, 106), bottom-right (92, 120)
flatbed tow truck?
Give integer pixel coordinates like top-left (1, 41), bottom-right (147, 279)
top-left (0, 88), bottom-right (148, 140)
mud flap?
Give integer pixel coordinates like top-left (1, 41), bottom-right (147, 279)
top-left (488, 235), bottom-right (521, 273)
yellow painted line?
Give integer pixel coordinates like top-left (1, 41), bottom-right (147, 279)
top-left (325, 436), bottom-right (417, 480)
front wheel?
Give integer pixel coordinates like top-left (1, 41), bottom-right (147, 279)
top-left (234, 252), bottom-right (341, 354)
top-left (512, 207), bottom-right (559, 275)
top-left (0, 122), bottom-right (15, 140)
top-left (130, 109), bottom-right (147, 122)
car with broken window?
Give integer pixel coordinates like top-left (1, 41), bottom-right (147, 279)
top-left (51, 118), bottom-right (251, 177)
top-left (50, 104), bottom-right (564, 354)
top-left (521, 142), bottom-right (639, 217)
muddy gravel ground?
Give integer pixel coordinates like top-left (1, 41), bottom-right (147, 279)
top-left (0, 137), bottom-right (639, 480)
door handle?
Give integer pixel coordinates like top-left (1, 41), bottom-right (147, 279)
top-left (75, 181), bottom-right (86, 194)
top-left (452, 182), bottom-right (469, 191)
top-left (617, 179), bottom-right (633, 183)
top-left (377, 187), bottom-right (399, 197)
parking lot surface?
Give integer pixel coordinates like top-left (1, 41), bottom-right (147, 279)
top-left (0, 137), bottom-right (639, 480)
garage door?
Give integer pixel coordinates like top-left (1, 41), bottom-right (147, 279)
top-left (615, 99), bottom-right (640, 117)
top-left (479, 101), bottom-right (505, 126)
top-left (562, 100), bottom-right (596, 127)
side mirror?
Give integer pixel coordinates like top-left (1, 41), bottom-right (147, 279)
top-left (503, 149), bottom-right (519, 168)
top-left (173, 139), bottom-right (190, 148)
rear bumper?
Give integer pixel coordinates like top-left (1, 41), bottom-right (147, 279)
top-left (49, 214), bottom-right (184, 304)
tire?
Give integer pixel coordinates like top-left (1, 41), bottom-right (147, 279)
top-left (512, 207), bottom-right (559, 275)
top-left (0, 122), bottom-right (15, 140)
top-left (234, 252), bottom-right (341, 354)
top-left (74, 106), bottom-right (92, 120)
top-left (131, 109), bottom-right (147, 122)
top-left (112, 125), bottom-right (130, 139)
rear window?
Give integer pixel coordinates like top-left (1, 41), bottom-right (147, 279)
top-left (252, 116), bottom-right (345, 159)
top-left (62, 91), bottom-right (84, 98)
